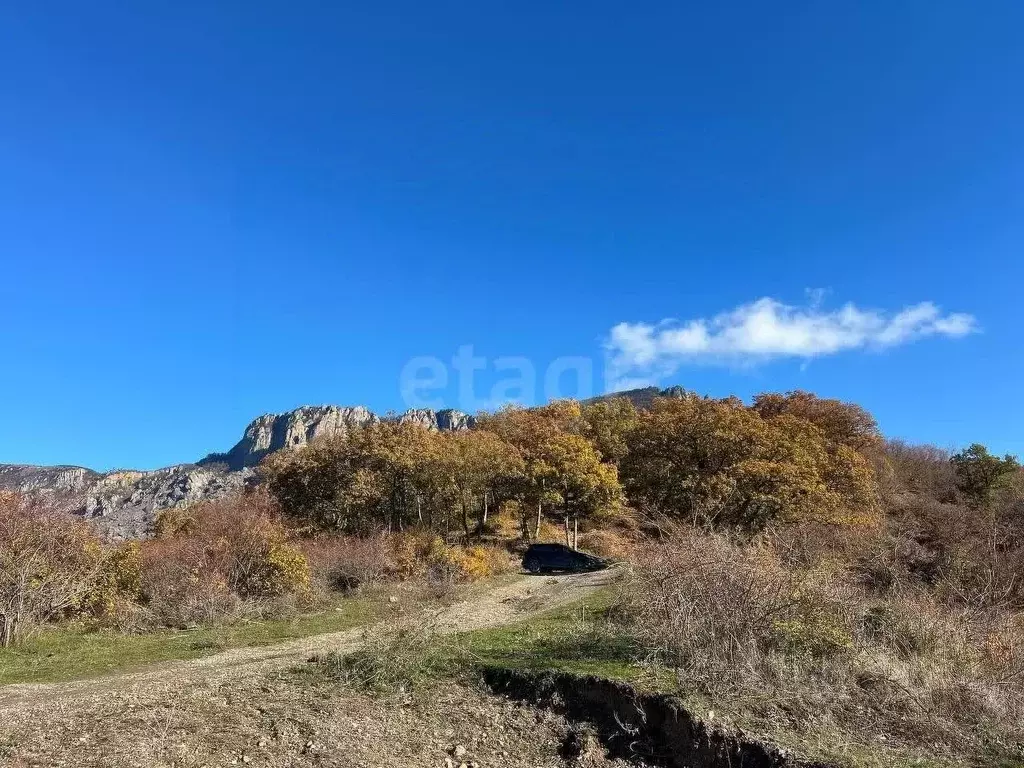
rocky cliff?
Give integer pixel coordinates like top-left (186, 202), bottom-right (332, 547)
top-left (0, 405), bottom-right (472, 540)
top-left (209, 405), bottom-right (379, 470)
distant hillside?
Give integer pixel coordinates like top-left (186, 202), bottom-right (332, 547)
top-left (588, 385), bottom-right (688, 409)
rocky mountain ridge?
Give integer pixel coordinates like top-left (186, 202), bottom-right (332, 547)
top-left (0, 405), bottom-right (473, 540)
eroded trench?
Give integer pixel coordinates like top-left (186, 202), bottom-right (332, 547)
top-left (482, 667), bottom-right (835, 768)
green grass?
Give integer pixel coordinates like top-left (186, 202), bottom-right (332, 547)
top-left (0, 597), bottom-right (379, 685)
top-left (340, 585), bottom-right (668, 688)
top-left (456, 587), bottom-right (660, 683)
top-left (302, 584), bottom-right (667, 698)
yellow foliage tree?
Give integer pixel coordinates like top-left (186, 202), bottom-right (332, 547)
top-left (621, 397), bottom-right (878, 531)
top-left (752, 390), bottom-right (882, 452)
top-left (580, 397), bottom-right (638, 465)
top-left (479, 403), bottom-right (622, 545)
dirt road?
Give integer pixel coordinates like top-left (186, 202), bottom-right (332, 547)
top-left (0, 569), bottom-right (614, 716)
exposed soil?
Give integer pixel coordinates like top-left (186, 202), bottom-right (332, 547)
top-left (0, 671), bottom-right (643, 768)
top-left (0, 571), bottom-right (621, 768)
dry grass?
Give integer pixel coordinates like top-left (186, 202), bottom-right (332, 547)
top-left (616, 528), bottom-right (1024, 765)
top-left (577, 528), bottom-right (636, 560)
top-left (310, 619), bottom-right (465, 693)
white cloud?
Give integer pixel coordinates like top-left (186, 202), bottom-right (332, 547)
top-left (605, 297), bottom-right (978, 390)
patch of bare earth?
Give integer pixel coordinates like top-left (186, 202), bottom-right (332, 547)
top-left (0, 671), bottom-right (638, 768)
top-left (0, 571), bottom-right (624, 768)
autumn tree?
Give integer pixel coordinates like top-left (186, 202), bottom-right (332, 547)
top-left (262, 434), bottom-right (378, 533)
top-left (542, 432), bottom-right (622, 548)
top-left (478, 403), bottom-right (580, 537)
top-left (478, 401), bottom-right (622, 545)
top-left (262, 422), bottom-right (444, 534)
top-left (752, 390), bottom-right (882, 452)
top-left (580, 397), bottom-right (638, 465)
top-left (262, 420), bottom-right (528, 539)
top-left (362, 421), bottom-right (440, 532)
top-left (621, 397), bottom-right (878, 532)
top-left (478, 400), bottom-right (585, 440)
top-left (431, 429), bottom-right (524, 536)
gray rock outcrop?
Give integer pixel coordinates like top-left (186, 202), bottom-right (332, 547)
top-left (214, 405), bottom-right (379, 470)
top-left (0, 464), bottom-right (101, 494)
top-left (398, 408), bottom-right (475, 433)
top-left (206, 405), bottom-right (474, 471)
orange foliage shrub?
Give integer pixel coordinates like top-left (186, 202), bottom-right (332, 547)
top-left (388, 531), bottom-right (448, 579)
top-left (142, 491), bottom-right (309, 626)
top-left (0, 492), bottom-right (107, 645)
top-left (385, 531), bottom-right (511, 584)
top-left (83, 542), bottom-right (144, 628)
top-left (301, 530), bottom-right (513, 598)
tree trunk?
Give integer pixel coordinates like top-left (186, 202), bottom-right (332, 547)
top-left (572, 515), bottom-right (579, 550)
top-left (1, 613), bottom-right (17, 648)
top-left (475, 493), bottom-right (487, 536)
top-left (534, 478), bottom-right (547, 539)
top-left (564, 514), bottom-right (571, 548)
top-left (461, 499), bottom-right (471, 538)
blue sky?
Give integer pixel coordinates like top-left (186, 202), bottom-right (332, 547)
top-left (1, 1), bottom-right (1021, 470)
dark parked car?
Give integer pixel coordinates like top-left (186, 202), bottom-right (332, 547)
top-left (521, 543), bottom-right (606, 573)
